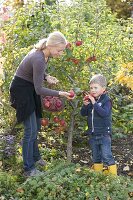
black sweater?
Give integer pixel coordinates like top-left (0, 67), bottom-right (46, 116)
top-left (10, 76), bottom-right (42, 123)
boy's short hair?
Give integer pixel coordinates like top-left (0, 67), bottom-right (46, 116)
top-left (89, 74), bottom-right (107, 87)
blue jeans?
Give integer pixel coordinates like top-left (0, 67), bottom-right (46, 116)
top-left (89, 135), bottom-right (115, 166)
top-left (22, 111), bottom-right (41, 171)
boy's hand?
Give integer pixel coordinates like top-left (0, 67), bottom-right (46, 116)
top-left (83, 99), bottom-right (90, 105)
top-left (88, 94), bottom-right (96, 104)
top-left (83, 94), bottom-right (96, 105)
top-left (83, 95), bottom-right (90, 105)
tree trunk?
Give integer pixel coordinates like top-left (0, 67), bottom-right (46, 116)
top-left (67, 110), bottom-right (75, 163)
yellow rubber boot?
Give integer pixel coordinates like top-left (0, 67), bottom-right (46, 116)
top-left (108, 164), bottom-right (117, 175)
top-left (103, 166), bottom-right (109, 175)
top-left (93, 163), bottom-right (103, 172)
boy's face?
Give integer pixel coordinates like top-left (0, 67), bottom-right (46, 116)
top-left (90, 83), bottom-right (105, 98)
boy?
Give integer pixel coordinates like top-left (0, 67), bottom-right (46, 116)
top-left (80, 74), bottom-right (117, 175)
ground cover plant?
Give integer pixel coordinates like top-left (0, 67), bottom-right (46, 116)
top-left (0, 161), bottom-right (133, 200)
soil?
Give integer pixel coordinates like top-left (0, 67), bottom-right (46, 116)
top-left (71, 134), bottom-right (133, 177)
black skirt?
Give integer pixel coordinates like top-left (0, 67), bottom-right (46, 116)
top-left (10, 76), bottom-right (42, 123)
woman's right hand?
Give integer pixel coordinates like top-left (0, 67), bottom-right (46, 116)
top-left (59, 91), bottom-right (75, 100)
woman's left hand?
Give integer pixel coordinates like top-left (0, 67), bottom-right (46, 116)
top-left (46, 75), bottom-right (59, 84)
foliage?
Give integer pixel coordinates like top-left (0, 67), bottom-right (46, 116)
top-left (0, 161), bottom-right (133, 200)
top-left (0, 171), bottom-right (19, 199)
top-left (113, 61), bottom-right (133, 133)
top-left (115, 62), bottom-right (133, 90)
top-left (106, 0), bottom-right (133, 19)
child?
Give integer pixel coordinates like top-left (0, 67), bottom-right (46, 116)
top-left (80, 74), bottom-right (117, 175)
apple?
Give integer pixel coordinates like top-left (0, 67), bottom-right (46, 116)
top-left (71, 58), bottom-right (80, 65)
top-left (91, 55), bottom-right (97, 61)
top-left (86, 57), bottom-right (93, 63)
top-left (75, 40), bottom-right (83, 46)
top-left (69, 90), bottom-right (75, 98)
top-left (3, 7), bottom-right (7, 13)
top-left (54, 127), bottom-right (64, 134)
top-left (44, 100), bottom-right (50, 108)
top-left (86, 55), bottom-right (97, 63)
top-left (56, 100), bottom-right (62, 108)
top-left (53, 116), bottom-right (60, 123)
top-left (84, 95), bottom-right (90, 101)
top-left (41, 118), bottom-right (49, 126)
top-left (59, 119), bottom-right (66, 126)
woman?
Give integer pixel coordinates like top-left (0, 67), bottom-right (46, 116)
top-left (10, 31), bottom-right (73, 177)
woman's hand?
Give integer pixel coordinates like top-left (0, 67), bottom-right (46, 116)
top-left (59, 91), bottom-right (75, 100)
top-left (46, 75), bottom-right (59, 84)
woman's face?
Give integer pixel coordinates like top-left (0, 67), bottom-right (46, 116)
top-left (48, 44), bottom-right (66, 57)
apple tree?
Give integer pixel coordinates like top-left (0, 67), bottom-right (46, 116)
top-left (47, 0), bottom-right (132, 161)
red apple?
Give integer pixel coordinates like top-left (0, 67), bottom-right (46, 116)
top-left (84, 95), bottom-right (90, 101)
top-left (86, 55), bottom-right (97, 63)
top-left (41, 118), bottom-right (49, 126)
top-left (3, 7), bottom-right (7, 13)
top-left (43, 98), bottom-right (51, 108)
top-left (75, 40), bottom-right (83, 46)
top-left (69, 90), bottom-right (75, 98)
top-left (56, 100), bottom-right (62, 108)
top-left (91, 55), bottom-right (97, 61)
top-left (53, 116), bottom-right (60, 123)
top-left (59, 119), bottom-right (66, 126)
top-left (71, 58), bottom-right (80, 65)
top-left (86, 57), bottom-right (93, 63)
top-left (54, 127), bottom-right (64, 134)
top-left (44, 100), bottom-right (50, 108)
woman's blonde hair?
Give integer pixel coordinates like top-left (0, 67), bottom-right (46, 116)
top-left (35, 31), bottom-right (67, 50)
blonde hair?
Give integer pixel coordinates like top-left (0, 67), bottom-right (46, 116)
top-left (35, 31), bottom-right (67, 50)
top-left (90, 74), bottom-right (107, 87)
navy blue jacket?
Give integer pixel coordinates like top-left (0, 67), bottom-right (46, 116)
top-left (80, 93), bottom-right (112, 136)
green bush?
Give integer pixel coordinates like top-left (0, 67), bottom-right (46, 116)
top-left (1, 161), bottom-right (132, 200)
top-left (0, 172), bottom-right (19, 199)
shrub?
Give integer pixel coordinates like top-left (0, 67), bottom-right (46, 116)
top-left (1, 161), bottom-right (132, 200)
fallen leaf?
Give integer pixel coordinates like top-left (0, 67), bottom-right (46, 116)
top-left (128, 172), bottom-right (133, 176)
top-left (123, 166), bottom-right (130, 171)
top-left (75, 168), bottom-right (81, 172)
top-left (16, 188), bottom-right (24, 193)
top-left (128, 192), bottom-right (133, 197)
